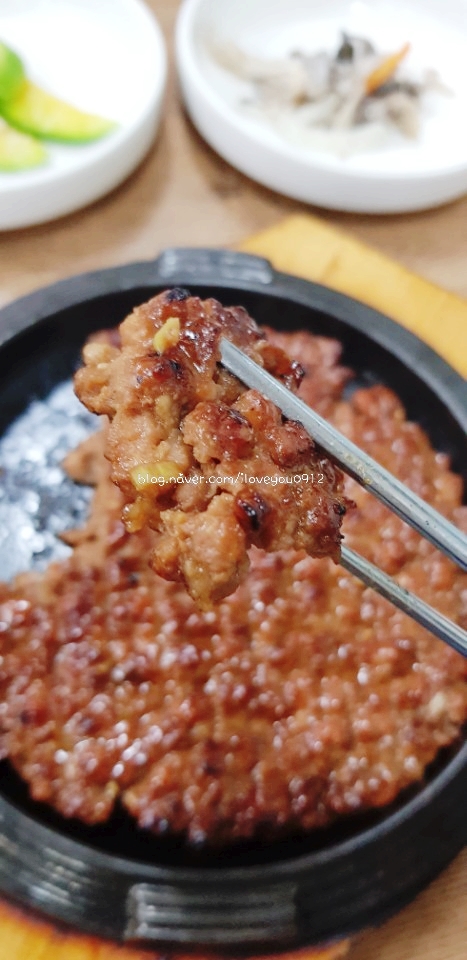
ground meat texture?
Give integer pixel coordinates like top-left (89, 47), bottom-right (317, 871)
top-left (0, 331), bottom-right (466, 845)
top-left (74, 291), bottom-right (350, 605)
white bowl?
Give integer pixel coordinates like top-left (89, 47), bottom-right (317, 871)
top-left (0, 0), bottom-right (167, 230)
top-left (176, 0), bottom-right (467, 213)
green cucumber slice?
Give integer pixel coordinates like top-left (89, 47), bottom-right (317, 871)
top-left (0, 120), bottom-right (47, 171)
top-left (0, 80), bottom-right (116, 144)
top-left (0, 40), bottom-right (26, 102)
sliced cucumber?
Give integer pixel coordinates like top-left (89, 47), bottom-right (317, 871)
top-left (0, 120), bottom-right (47, 171)
top-left (0, 80), bottom-right (116, 144)
top-left (0, 40), bottom-right (25, 102)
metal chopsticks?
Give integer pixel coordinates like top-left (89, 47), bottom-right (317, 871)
top-left (339, 546), bottom-right (467, 657)
top-left (220, 338), bottom-right (467, 657)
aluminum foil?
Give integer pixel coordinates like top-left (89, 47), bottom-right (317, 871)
top-left (0, 381), bottom-right (98, 581)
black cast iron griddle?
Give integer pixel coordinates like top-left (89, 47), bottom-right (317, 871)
top-left (0, 249), bottom-right (465, 952)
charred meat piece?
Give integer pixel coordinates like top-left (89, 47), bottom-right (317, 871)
top-left (75, 291), bottom-right (350, 605)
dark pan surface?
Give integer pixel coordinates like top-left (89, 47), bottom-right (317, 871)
top-left (0, 249), bottom-right (465, 951)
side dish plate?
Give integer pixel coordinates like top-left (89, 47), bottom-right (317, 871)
top-left (0, 249), bottom-right (465, 951)
top-left (0, 0), bottom-right (166, 230)
top-left (176, 0), bottom-right (467, 212)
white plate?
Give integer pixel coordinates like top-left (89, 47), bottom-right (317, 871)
top-left (0, 0), bottom-right (166, 230)
top-left (176, 0), bottom-right (467, 213)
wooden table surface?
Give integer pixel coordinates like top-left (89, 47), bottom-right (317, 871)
top-left (0, 2), bottom-right (465, 960)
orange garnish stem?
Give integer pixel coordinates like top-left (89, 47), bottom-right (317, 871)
top-left (364, 42), bottom-right (411, 95)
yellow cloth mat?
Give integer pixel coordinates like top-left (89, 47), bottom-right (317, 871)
top-left (241, 213), bottom-right (467, 378)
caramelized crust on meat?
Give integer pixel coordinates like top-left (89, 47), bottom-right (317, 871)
top-left (74, 290), bottom-right (350, 604)
top-left (0, 332), bottom-right (466, 844)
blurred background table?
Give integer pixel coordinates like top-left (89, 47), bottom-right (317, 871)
top-left (2, 0), bottom-right (467, 309)
top-left (0, 2), bottom-right (465, 960)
